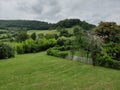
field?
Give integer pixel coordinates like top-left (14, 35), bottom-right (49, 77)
top-left (27, 28), bottom-right (73, 35)
top-left (27, 30), bottom-right (58, 35)
top-left (0, 52), bottom-right (120, 90)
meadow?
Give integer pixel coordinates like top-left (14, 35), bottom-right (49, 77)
top-left (0, 52), bottom-right (120, 90)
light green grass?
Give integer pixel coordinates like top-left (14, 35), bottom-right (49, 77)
top-left (27, 30), bottom-right (58, 35)
top-left (0, 52), bottom-right (120, 90)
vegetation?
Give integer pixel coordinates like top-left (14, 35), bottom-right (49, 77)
top-left (94, 22), bottom-right (120, 69)
top-left (31, 32), bottom-right (37, 40)
top-left (47, 47), bottom-right (68, 58)
top-left (16, 38), bottom-right (57, 54)
top-left (0, 20), bottom-right (51, 30)
top-left (0, 18), bottom-right (120, 90)
top-left (0, 19), bottom-right (120, 69)
top-left (52, 19), bottom-right (96, 30)
top-left (0, 43), bottom-right (15, 59)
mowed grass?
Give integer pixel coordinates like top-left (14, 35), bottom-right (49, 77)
top-left (0, 52), bottom-right (120, 90)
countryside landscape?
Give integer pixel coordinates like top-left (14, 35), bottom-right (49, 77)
top-left (0, 0), bottom-right (120, 90)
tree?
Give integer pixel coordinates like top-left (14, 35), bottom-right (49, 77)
top-left (95, 22), bottom-right (120, 43)
top-left (16, 31), bottom-right (29, 42)
top-left (59, 29), bottom-right (70, 37)
top-left (95, 22), bottom-right (120, 61)
top-left (31, 32), bottom-right (37, 40)
top-left (88, 36), bottom-right (102, 66)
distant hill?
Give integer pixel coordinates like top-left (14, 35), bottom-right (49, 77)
top-left (52, 19), bottom-right (96, 30)
top-left (0, 20), bottom-right (52, 30)
top-left (0, 19), bottom-right (96, 30)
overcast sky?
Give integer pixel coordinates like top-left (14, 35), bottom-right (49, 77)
top-left (0, 0), bottom-right (120, 25)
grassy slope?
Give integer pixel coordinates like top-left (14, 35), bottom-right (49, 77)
top-left (0, 52), bottom-right (120, 90)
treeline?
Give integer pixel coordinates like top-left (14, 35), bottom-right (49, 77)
top-left (0, 20), bottom-right (51, 30)
top-left (0, 19), bottom-right (95, 30)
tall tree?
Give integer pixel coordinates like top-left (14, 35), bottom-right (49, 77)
top-left (31, 32), bottom-right (37, 40)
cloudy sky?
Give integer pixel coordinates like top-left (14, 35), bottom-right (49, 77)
top-left (0, 0), bottom-right (120, 25)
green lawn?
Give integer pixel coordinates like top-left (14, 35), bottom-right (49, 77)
top-left (0, 52), bottom-right (120, 90)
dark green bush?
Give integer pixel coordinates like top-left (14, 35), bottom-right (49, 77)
top-left (97, 54), bottom-right (120, 69)
top-left (47, 47), bottom-right (68, 58)
top-left (0, 43), bottom-right (15, 59)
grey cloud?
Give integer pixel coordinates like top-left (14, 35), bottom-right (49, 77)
top-left (0, 0), bottom-right (120, 25)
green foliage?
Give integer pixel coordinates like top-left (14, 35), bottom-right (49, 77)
top-left (95, 22), bottom-right (120, 43)
top-left (59, 29), bottom-right (70, 37)
top-left (16, 38), bottom-right (57, 54)
top-left (45, 34), bottom-right (58, 39)
top-left (31, 32), bottom-right (37, 40)
top-left (104, 42), bottom-right (120, 61)
top-left (0, 20), bottom-right (51, 30)
top-left (16, 39), bottom-right (37, 54)
top-left (52, 19), bottom-right (95, 30)
top-left (16, 43), bottom-right (24, 54)
top-left (23, 39), bottom-right (37, 53)
top-left (94, 22), bottom-right (120, 69)
top-left (0, 43), bottom-right (15, 59)
top-left (57, 36), bottom-right (73, 47)
top-left (36, 38), bottom-right (57, 51)
top-left (47, 47), bottom-right (68, 58)
top-left (38, 33), bottom-right (44, 39)
top-left (97, 53), bottom-right (120, 69)
top-left (16, 31), bottom-right (29, 42)
top-left (74, 27), bottom-right (88, 49)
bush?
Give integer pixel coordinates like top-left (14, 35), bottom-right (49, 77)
top-left (16, 39), bottom-right (37, 54)
top-left (16, 38), bottom-right (57, 54)
top-left (36, 38), bottom-right (57, 51)
top-left (47, 47), bottom-right (68, 58)
top-left (97, 54), bottom-right (120, 69)
top-left (0, 43), bottom-right (15, 59)
top-left (23, 39), bottom-right (37, 53)
top-left (16, 43), bottom-right (24, 54)
top-left (59, 29), bottom-right (70, 37)
top-left (16, 31), bottom-right (29, 42)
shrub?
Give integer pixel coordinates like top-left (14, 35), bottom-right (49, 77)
top-left (16, 31), bottom-right (29, 42)
top-left (23, 39), bottom-right (37, 53)
top-left (59, 29), bottom-right (70, 37)
top-left (0, 43), bottom-right (15, 59)
top-left (16, 39), bottom-right (37, 54)
top-left (36, 38), bottom-right (57, 51)
top-left (16, 38), bottom-right (57, 54)
top-left (16, 43), bottom-right (24, 54)
top-left (97, 54), bottom-right (120, 69)
top-left (47, 47), bottom-right (68, 58)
